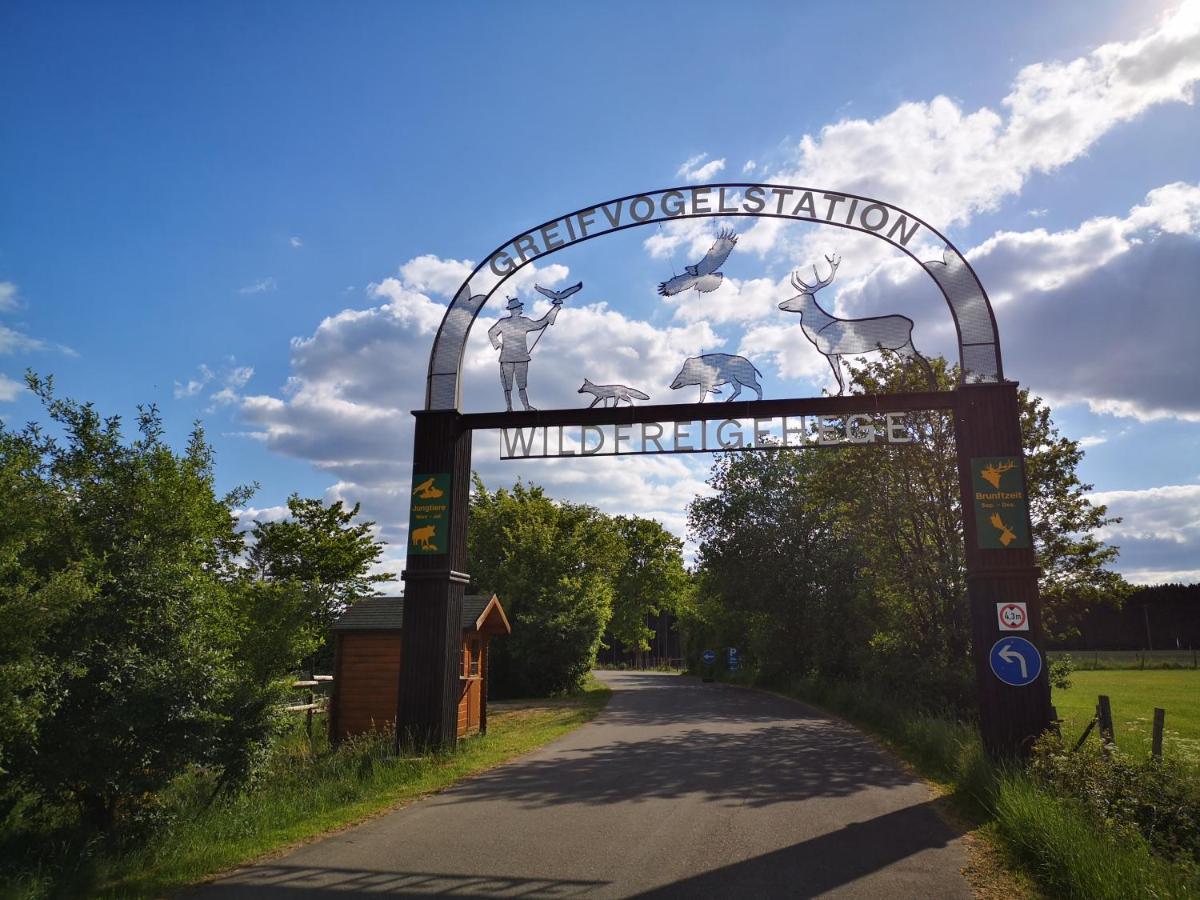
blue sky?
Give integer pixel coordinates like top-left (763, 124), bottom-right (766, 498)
top-left (2, 1), bottom-right (1199, 583)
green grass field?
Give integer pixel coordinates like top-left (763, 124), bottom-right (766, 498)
top-left (1052, 669), bottom-right (1200, 766)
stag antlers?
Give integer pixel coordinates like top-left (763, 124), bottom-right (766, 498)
top-left (791, 253), bottom-right (841, 292)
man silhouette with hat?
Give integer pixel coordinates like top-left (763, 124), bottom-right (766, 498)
top-left (488, 294), bottom-right (562, 411)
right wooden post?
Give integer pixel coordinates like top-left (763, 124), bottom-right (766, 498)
top-left (954, 382), bottom-right (1054, 757)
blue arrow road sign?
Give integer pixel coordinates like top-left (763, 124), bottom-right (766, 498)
top-left (702, 649), bottom-right (717, 666)
top-left (989, 637), bottom-right (1042, 687)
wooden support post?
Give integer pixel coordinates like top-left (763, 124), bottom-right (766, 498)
top-left (1097, 694), bottom-right (1115, 750)
top-left (397, 410), bottom-right (472, 751)
top-left (1152, 708), bottom-right (1165, 759)
top-left (954, 383), bottom-right (1053, 758)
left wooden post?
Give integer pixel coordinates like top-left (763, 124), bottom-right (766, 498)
top-left (397, 409), bottom-right (472, 750)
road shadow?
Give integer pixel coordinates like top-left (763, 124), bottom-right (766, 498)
top-left (189, 865), bottom-right (606, 898)
top-left (634, 798), bottom-right (964, 898)
top-left (435, 716), bottom-right (911, 810)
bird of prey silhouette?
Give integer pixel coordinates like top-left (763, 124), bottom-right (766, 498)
top-left (657, 229), bottom-right (738, 296)
top-left (534, 282), bottom-right (583, 303)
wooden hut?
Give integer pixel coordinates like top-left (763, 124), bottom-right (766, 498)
top-left (329, 593), bottom-right (511, 743)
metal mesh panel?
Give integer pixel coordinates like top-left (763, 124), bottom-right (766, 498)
top-left (961, 344), bottom-right (1001, 384)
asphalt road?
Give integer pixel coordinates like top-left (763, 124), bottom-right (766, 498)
top-left (194, 671), bottom-right (971, 898)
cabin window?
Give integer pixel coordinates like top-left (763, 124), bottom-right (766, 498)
top-left (469, 639), bottom-right (481, 676)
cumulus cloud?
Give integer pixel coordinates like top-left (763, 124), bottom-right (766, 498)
top-left (760, 1), bottom-right (1200, 235)
top-left (289, 236), bottom-right (303, 248)
top-left (677, 153), bottom-right (726, 182)
top-left (238, 277), bottom-right (277, 295)
top-left (173, 364), bottom-right (214, 399)
top-left (238, 256), bottom-right (720, 561)
top-left (0, 373), bottom-right (22, 401)
top-left (0, 282), bottom-right (18, 312)
top-left (1088, 483), bottom-right (1200, 583)
top-left (818, 182), bottom-right (1200, 420)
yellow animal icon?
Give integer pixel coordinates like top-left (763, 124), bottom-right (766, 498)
top-left (980, 460), bottom-right (1016, 489)
top-left (411, 524), bottom-right (438, 550)
top-left (989, 513), bottom-right (1017, 547)
top-left (412, 478), bottom-right (444, 500)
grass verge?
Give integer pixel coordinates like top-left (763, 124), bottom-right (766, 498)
top-left (751, 673), bottom-right (1198, 899)
top-left (0, 679), bottom-right (611, 900)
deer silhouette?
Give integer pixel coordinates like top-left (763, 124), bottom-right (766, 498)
top-left (778, 254), bottom-right (936, 395)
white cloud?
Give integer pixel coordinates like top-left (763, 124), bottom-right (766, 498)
top-left (0, 373), bottom-right (22, 401)
top-left (173, 364), bottom-right (213, 399)
top-left (743, 160), bottom-right (757, 173)
top-left (1078, 435), bottom-right (1108, 449)
top-left (759, 1), bottom-right (1200, 236)
top-left (1087, 483), bottom-right (1200, 582)
top-left (676, 153), bottom-right (727, 182)
top-left (238, 255), bottom-right (721, 565)
top-left (0, 282), bottom-right (18, 312)
top-left (289, 236), bottom-right (303, 248)
top-left (238, 277), bottom-right (277, 295)
top-left (824, 182), bottom-right (1200, 420)
top-left (0, 324), bottom-right (46, 355)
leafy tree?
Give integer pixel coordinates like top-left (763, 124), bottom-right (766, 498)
top-left (468, 477), bottom-right (622, 696)
top-left (607, 516), bottom-right (691, 665)
top-left (687, 354), bottom-right (1127, 712)
top-left (0, 375), bottom-right (317, 830)
top-left (248, 495), bottom-right (395, 641)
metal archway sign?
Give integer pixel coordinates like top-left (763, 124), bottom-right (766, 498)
top-left (394, 185), bottom-right (1052, 759)
top-left (424, 183), bottom-right (1003, 411)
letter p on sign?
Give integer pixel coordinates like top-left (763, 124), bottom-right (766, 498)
top-left (997, 602), bottom-right (1029, 632)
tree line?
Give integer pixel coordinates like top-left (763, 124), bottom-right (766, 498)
top-left (683, 356), bottom-right (1129, 713)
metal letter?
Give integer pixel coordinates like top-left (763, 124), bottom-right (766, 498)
top-left (630, 195), bottom-right (654, 222)
top-left (718, 188), bottom-right (737, 213)
top-left (743, 186), bottom-right (766, 213)
top-left (782, 416), bottom-right (809, 447)
top-left (716, 419), bottom-right (744, 449)
top-left (691, 187), bottom-right (711, 214)
top-left (888, 214), bottom-right (920, 246)
top-left (577, 208), bottom-right (597, 237)
top-left (847, 414), bottom-right (876, 443)
top-left (489, 250), bottom-right (515, 276)
top-left (581, 424), bottom-right (605, 455)
top-left (661, 190), bottom-right (686, 217)
top-left (674, 420), bottom-right (694, 451)
top-left (540, 222), bottom-right (565, 251)
top-left (753, 417), bottom-right (774, 446)
top-left (886, 412), bottom-right (913, 443)
top-left (772, 187), bottom-right (794, 214)
top-left (557, 426), bottom-right (576, 456)
top-left (791, 191), bottom-right (816, 218)
top-left (501, 427), bottom-right (538, 457)
top-left (860, 203), bottom-right (889, 232)
top-left (642, 421), bottom-right (665, 452)
top-left (601, 201), bottom-right (623, 228)
top-left (514, 233), bottom-right (540, 263)
top-left (614, 423), bottom-right (632, 454)
top-left (817, 416), bottom-right (842, 445)
top-left (822, 193), bottom-right (846, 221)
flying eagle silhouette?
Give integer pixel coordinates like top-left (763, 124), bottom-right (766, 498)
top-left (657, 229), bottom-right (738, 296)
top-left (534, 282), bottom-right (583, 303)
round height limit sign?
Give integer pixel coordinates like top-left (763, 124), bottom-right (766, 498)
top-left (996, 601), bottom-right (1029, 631)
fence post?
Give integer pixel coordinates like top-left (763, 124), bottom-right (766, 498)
top-left (1097, 694), bottom-right (1115, 754)
top-left (1152, 708), bottom-right (1165, 759)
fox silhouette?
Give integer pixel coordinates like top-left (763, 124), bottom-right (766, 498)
top-left (578, 378), bottom-right (651, 408)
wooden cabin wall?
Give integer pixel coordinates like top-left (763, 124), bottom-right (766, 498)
top-left (331, 631), bottom-right (402, 742)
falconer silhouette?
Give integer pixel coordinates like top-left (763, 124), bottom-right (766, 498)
top-left (487, 283), bottom-right (580, 411)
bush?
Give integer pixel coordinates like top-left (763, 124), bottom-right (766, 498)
top-left (1029, 733), bottom-right (1200, 871)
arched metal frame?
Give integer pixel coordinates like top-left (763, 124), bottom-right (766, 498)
top-left (425, 182), bottom-right (1004, 411)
